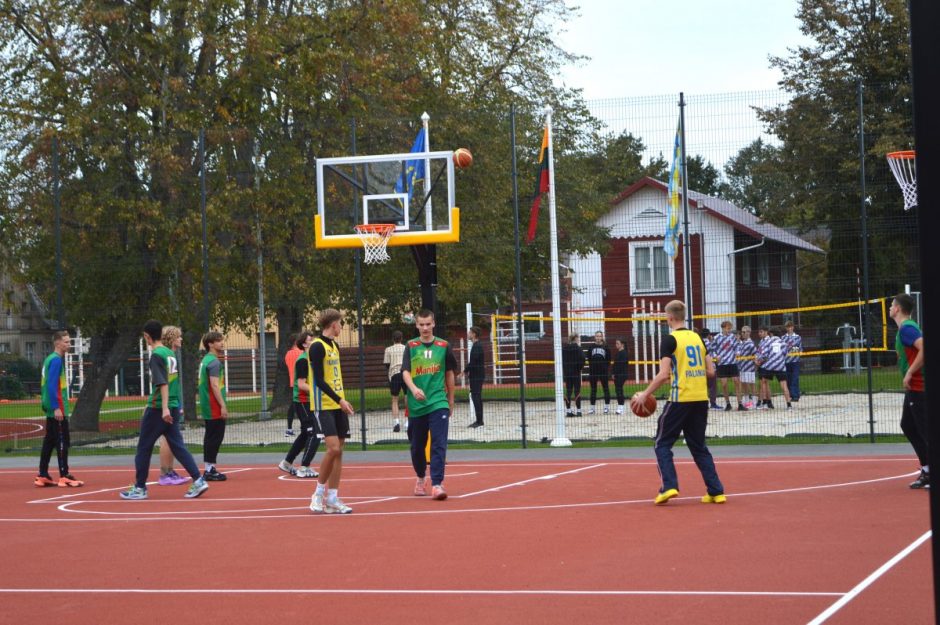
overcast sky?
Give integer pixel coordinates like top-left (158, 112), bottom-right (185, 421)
top-left (556, 0), bottom-right (812, 100)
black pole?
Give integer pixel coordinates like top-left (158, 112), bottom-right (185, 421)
top-left (349, 119), bottom-right (367, 451)
top-left (678, 93), bottom-right (694, 327)
top-left (908, 3), bottom-right (940, 618)
top-left (52, 135), bottom-right (64, 328)
top-left (509, 104), bottom-right (527, 448)
top-left (199, 128), bottom-right (210, 332)
top-left (857, 82), bottom-right (876, 443)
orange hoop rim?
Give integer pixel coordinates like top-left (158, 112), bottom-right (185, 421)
top-left (354, 223), bottom-right (397, 235)
top-left (886, 150), bottom-right (916, 160)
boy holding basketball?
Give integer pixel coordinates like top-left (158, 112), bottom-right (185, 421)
top-left (631, 300), bottom-right (725, 505)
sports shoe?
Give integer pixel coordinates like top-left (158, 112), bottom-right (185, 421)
top-left (754, 403), bottom-right (768, 410)
top-left (654, 488), bottom-right (679, 505)
top-left (277, 460), bottom-right (297, 475)
top-left (34, 475), bottom-right (56, 487)
top-left (295, 466), bottom-right (319, 478)
top-left (57, 474), bottom-right (84, 487)
top-left (710, 403), bottom-right (722, 410)
top-left (738, 404), bottom-right (747, 411)
top-left (310, 491), bottom-right (324, 513)
top-left (392, 422), bottom-right (401, 433)
top-left (910, 470), bottom-right (930, 490)
top-left (615, 406), bottom-right (624, 415)
top-left (744, 401), bottom-right (755, 409)
top-left (724, 403), bottom-right (732, 411)
top-left (431, 485), bottom-right (447, 500)
top-left (575, 410), bottom-right (582, 417)
top-left (204, 467), bottom-right (227, 481)
top-left (184, 477), bottom-right (209, 498)
top-left (701, 493), bottom-right (727, 504)
top-left (414, 477), bottom-right (427, 496)
top-left (767, 402), bottom-right (775, 410)
top-left (161, 470), bottom-right (188, 485)
top-left (120, 485), bottom-right (148, 500)
top-left (588, 407), bottom-right (595, 415)
top-left (565, 410), bottom-right (574, 418)
top-left (324, 498), bottom-right (353, 514)
top-left (285, 429), bottom-right (295, 437)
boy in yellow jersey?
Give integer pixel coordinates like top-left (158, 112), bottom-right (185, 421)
top-left (308, 309), bottom-right (355, 514)
top-left (631, 300), bottom-right (726, 505)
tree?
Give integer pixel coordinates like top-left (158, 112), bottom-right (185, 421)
top-left (685, 155), bottom-right (721, 197)
top-left (757, 0), bottom-right (915, 300)
top-left (720, 139), bottom-right (789, 217)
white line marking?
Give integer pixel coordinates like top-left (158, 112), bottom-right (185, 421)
top-left (0, 587), bottom-right (843, 597)
top-left (276, 471), bottom-right (478, 483)
top-left (457, 464), bottom-right (606, 498)
top-left (805, 530), bottom-right (932, 625)
top-left (29, 468), bottom-right (252, 503)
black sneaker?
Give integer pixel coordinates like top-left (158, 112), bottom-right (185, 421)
top-left (724, 403), bottom-right (732, 411)
top-left (910, 470), bottom-right (929, 490)
top-left (204, 467), bottom-right (227, 482)
top-left (392, 423), bottom-right (401, 433)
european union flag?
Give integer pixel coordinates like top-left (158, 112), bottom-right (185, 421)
top-left (395, 128), bottom-right (426, 204)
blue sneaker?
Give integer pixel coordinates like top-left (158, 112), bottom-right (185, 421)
top-left (120, 485), bottom-right (148, 500)
top-left (184, 477), bottom-right (208, 498)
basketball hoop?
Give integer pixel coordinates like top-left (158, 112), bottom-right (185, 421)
top-left (886, 150), bottom-right (917, 211)
top-left (354, 223), bottom-right (396, 264)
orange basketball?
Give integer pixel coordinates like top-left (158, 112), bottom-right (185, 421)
top-left (453, 147), bottom-right (473, 169)
top-left (632, 394), bottom-right (657, 418)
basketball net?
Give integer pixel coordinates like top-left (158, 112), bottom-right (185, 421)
top-left (355, 224), bottom-right (396, 264)
top-left (886, 150), bottom-right (917, 211)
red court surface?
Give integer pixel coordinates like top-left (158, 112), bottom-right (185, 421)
top-left (0, 454), bottom-right (933, 624)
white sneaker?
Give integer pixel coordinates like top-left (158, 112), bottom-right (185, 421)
top-left (277, 460), bottom-right (296, 475)
top-left (603, 406), bottom-right (610, 414)
top-left (310, 491), bottom-right (324, 513)
top-left (324, 498), bottom-right (352, 514)
top-left (615, 406), bottom-right (624, 415)
top-left (295, 466), bottom-right (319, 478)
top-left (588, 407), bottom-right (595, 415)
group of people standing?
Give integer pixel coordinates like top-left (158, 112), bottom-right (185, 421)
top-left (699, 320), bottom-right (802, 411)
top-left (562, 332), bottom-right (631, 417)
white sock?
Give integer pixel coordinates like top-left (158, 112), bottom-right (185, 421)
top-left (328, 488), bottom-right (338, 501)
top-left (205, 463), bottom-right (214, 472)
top-left (315, 483), bottom-right (326, 495)
top-left (923, 466), bottom-right (930, 474)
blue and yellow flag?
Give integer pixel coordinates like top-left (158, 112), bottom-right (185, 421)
top-left (395, 128), bottom-right (426, 203)
top-left (664, 123), bottom-right (682, 258)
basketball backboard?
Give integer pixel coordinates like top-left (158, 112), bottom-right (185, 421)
top-left (315, 150), bottom-right (460, 248)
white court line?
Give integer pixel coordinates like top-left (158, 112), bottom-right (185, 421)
top-left (805, 530), bottom-right (932, 625)
top-left (277, 471), bottom-right (478, 482)
top-left (56, 495), bottom-right (401, 516)
top-left (457, 463), bottom-right (607, 498)
top-left (0, 587), bottom-right (843, 597)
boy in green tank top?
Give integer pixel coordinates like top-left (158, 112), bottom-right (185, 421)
top-left (35, 330), bottom-right (83, 487)
top-left (402, 309), bottom-right (457, 500)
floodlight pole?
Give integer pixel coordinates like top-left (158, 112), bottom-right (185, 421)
top-left (254, 143), bottom-right (270, 421)
top-left (509, 103), bottom-right (528, 448)
top-left (857, 81), bottom-right (875, 443)
top-left (351, 118), bottom-right (368, 450)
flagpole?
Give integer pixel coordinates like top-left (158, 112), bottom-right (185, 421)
top-left (679, 92), bottom-right (694, 328)
top-left (544, 105), bottom-right (570, 447)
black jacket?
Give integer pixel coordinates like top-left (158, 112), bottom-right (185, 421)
top-left (562, 343), bottom-right (586, 378)
top-left (467, 340), bottom-right (485, 383)
top-left (587, 344), bottom-right (611, 374)
top-left (612, 348), bottom-right (629, 377)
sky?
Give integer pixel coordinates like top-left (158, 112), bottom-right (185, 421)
top-left (556, 0), bottom-right (812, 100)
top-left (554, 1), bottom-right (814, 169)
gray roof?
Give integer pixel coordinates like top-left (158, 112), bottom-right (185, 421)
top-left (685, 188), bottom-right (824, 254)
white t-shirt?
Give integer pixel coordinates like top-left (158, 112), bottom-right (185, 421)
top-left (383, 343), bottom-right (405, 379)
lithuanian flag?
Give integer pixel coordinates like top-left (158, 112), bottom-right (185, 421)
top-left (526, 125), bottom-right (550, 243)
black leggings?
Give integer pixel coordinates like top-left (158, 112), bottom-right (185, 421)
top-left (203, 419), bottom-right (226, 464)
top-left (564, 376), bottom-right (582, 410)
top-left (900, 390), bottom-right (929, 466)
top-left (614, 374), bottom-right (628, 405)
top-left (589, 372), bottom-right (610, 405)
top-left (286, 402), bottom-right (321, 466)
top-left (286, 401), bottom-right (296, 429)
top-left (38, 417), bottom-right (70, 476)
top-left (469, 380), bottom-right (483, 424)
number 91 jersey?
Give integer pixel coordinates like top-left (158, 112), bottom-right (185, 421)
top-left (666, 329), bottom-right (709, 403)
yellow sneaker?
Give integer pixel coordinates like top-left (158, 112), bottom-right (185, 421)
top-left (701, 493), bottom-right (727, 504)
top-left (654, 488), bottom-right (679, 505)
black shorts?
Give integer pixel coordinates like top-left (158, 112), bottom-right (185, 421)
top-left (717, 364), bottom-right (739, 378)
top-left (316, 408), bottom-right (350, 439)
top-left (388, 372), bottom-right (404, 396)
top-left (758, 367), bottom-right (786, 382)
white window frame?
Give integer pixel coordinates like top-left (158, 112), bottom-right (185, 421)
top-left (629, 241), bottom-right (675, 295)
top-left (780, 252), bottom-right (793, 289)
top-left (522, 311), bottom-right (545, 341)
top-left (757, 254), bottom-right (770, 287)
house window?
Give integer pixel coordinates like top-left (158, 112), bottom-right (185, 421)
top-left (757, 254), bottom-right (770, 287)
top-left (630, 242), bottom-right (674, 295)
top-left (25, 342), bottom-right (35, 362)
top-left (42, 341), bottom-right (52, 355)
top-left (0, 343), bottom-right (10, 354)
top-left (780, 252), bottom-right (793, 289)
top-left (759, 314), bottom-right (771, 329)
top-left (741, 255), bottom-right (751, 285)
top-left (522, 312), bottom-right (545, 340)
